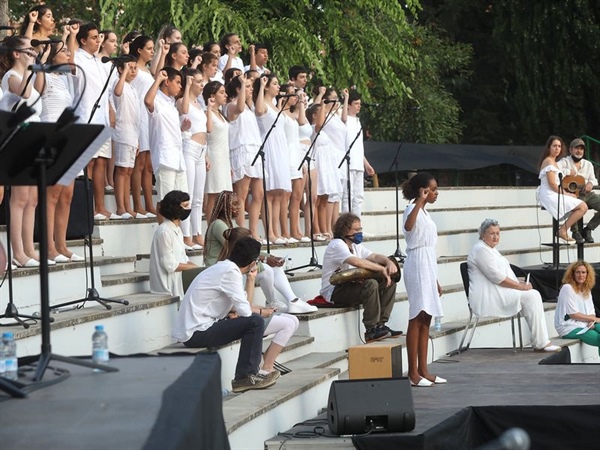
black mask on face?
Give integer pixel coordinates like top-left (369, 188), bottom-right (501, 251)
top-left (571, 154), bottom-right (583, 163)
top-left (179, 207), bottom-right (191, 221)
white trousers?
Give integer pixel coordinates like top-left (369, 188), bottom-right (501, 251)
top-left (264, 313), bottom-right (299, 346)
top-left (519, 289), bottom-right (550, 349)
top-left (341, 169), bottom-right (365, 216)
top-left (256, 265), bottom-right (297, 304)
top-left (181, 140), bottom-right (207, 237)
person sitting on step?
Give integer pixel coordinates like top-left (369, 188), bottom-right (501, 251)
top-left (173, 236), bottom-right (280, 393)
top-left (320, 212), bottom-right (402, 343)
top-left (557, 138), bottom-right (599, 244)
top-left (467, 218), bottom-right (561, 353)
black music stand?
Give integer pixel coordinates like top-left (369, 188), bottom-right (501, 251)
top-left (0, 121), bottom-right (118, 383)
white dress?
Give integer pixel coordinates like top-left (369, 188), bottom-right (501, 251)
top-left (257, 107), bottom-right (291, 192)
top-left (312, 126), bottom-right (343, 197)
top-left (538, 165), bottom-right (583, 220)
top-left (205, 112), bottom-right (233, 193)
top-left (227, 104), bottom-right (263, 182)
top-left (283, 114), bottom-right (302, 180)
top-left (130, 69), bottom-right (154, 152)
top-left (402, 203), bottom-right (443, 319)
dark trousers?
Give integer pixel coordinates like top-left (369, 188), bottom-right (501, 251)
top-left (184, 314), bottom-right (265, 380)
top-left (331, 279), bottom-right (396, 328)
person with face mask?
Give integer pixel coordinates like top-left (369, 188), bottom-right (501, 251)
top-left (149, 190), bottom-right (198, 299)
top-left (320, 213), bottom-right (401, 342)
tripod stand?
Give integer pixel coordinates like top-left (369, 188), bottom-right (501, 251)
top-left (285, 105), bottom-right (337, 275)
top-left (251, 97), bottom-right (290, 255)
top-left (0, 120), bottom-right (118, 382)
top-left (54, 58), bottom-right (128, 310)
top-left (388, 143), bottom-right (406, 261)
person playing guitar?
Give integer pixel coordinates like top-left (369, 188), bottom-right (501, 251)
top-left (558, 138), bottom-right (599, 243)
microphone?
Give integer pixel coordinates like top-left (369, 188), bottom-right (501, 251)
top-left (324, 99), bottom-right (339, 104)
top-left (29, 63), bottom-right (72, 73)
top-left (478, 428), bottom-right (530, 450)
top-left (0, 26), bottom-right (16, 31)
top-left (277, 93), bottom-right (297, 99)
top-left (101, 54), bottom-right (136, 64)
top-left (31, 38), bottom-right (63, 47)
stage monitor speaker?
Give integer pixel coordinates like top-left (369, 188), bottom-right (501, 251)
top-left (327, 378), bottom-right (415, 435)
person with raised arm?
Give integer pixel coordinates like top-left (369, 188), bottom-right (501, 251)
top-left (177, 68), bottom-right (209, 250)
top-left (21, 5), bottom-right (55, 41)
top-left (218, 33), bottom-right (244, 73)
top-left (244, 43), bottom-right (270, 74)
top-left (224, 73), bottom-right (264, 241)
top-left (150, 25), bottom-right (182, 76)
top-left (144, 67), bottom-right (189, 204)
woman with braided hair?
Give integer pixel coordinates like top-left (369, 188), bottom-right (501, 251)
top-left (203, 191), bottom-right (238, 267)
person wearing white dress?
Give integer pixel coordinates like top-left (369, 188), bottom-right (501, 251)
top-left (224, 73), bottom-right (264, 241)
top-left (203, 80), bottom-right (232, 218)
top-left (253, 74), bottom-right (292, 244)
top-left (467, 219), bottom-right (560, 353)
top-left (402, 172), bottom-right (445, 387)
top-left (554, 261), bottom-right (599, 355)
top-left (537, 135), bottom-right (587, 243)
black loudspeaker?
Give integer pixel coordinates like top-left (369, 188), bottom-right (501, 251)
top-left (327, 378), bottom-right (415, 435)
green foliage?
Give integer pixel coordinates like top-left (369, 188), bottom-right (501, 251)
top-left (9, 0), bottom-right (101, 26)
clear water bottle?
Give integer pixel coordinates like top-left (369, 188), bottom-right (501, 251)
top-left (2, 332), bottom-right (18, 380)
top-left (434, 316), bottom-right (442, 332)
top-left (92, 325), bottom-right (109, 371)
top-left (0, 335), bottom-right (6, 377)
top-left (285, 257), bottom-right (293, 271)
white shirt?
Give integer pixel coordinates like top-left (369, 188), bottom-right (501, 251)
top-left (149, 220), bottom-right (189, 299)
top-left (554, 284), bottom-right (595, 337)
top-left (111, 80), bottom-right (140, 147)
top-left (320, 238), bottom-right (372, 302)
top-left (218, 54), bottom-right (244, 72)
top-left (557, 155), bottom-right (598, 187)
top-left (40, 73), bottom-right (75, 122)
top-left (74, 48), bottom-right (109, 125)
top-left (0, 70), bottom-right (42, 121)
top-left (147, 90), bottom-right (185, 172)
top-left (243, 64), bottom-right (268, 74)
top-left (467, 240), bottom-right (522, 318)
top-left (345, 115), bottom-right (364, 171)
top-left (172, 260), bottom-right (253, 341)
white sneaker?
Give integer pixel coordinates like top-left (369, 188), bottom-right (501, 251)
top-left (287, 299), bottom-right (318, 314)
top-left (266, 299), bottom-right (288, 313)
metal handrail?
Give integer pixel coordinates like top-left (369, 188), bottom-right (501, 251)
top-left (581, 135), bottom-right (600, 167)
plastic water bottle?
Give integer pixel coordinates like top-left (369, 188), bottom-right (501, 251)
top-left (434, 317), bottom-right (442, 332)
top-left (285, 257), bottom-right (293, 271)
top-left (0, 335), bottom-right (6, 377)
top-left (92, 325), bottom-right (109, 371)
top-left (2, 332), bottom-right (18, 380)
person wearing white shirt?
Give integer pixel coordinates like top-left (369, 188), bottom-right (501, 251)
top-left (73, 23), bottom-right (119, 220)
top-left (557, 138), bottom-right (599, 243)
top-left (243, 43), bottom-right (270, 74)
top-left (467, 218), bottom-right (560, 353)
top-left (554, 261), bottom-right (599, 355)
top-left (342, 91), bottom-right (375, 216)
top-left (320, 213), bottom-right (400, 343)
top-left (144, 67), bottom-right (189, 201)
top-left (173, 236), bottom-right (280, 393)
top-left (218, 33), bottom-right (244, 73)
top-left (149, 190), bottom-right (198, 299)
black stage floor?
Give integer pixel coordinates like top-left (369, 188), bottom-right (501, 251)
top-left (1, 349), bottom-right (599, 450)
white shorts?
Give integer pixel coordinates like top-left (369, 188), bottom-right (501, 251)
top-left (93, 139), bottom-right (112, 159)
top-left (155, 166), bottom-right (188, 200)
top-left (114, 142), bottom-right (137, 168)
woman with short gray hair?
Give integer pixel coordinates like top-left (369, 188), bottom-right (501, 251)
top-left (467, 219), bottom-right (560, 352)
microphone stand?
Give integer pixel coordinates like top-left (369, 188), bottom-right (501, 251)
top-left (251, 97), bottom-right (289, 255)
top-left (285, 106), bottom-right (337, 275)
top-left (53, 58), bottom-right (128, 310)
top-left (338, 125), bottom-right (363, 213)
top-left (388, 142), bottom-right (406, 261)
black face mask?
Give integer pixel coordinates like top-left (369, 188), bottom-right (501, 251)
top-left (571, 154), bottom-right (583, 163)
top-left (179, 208), bottom-right (191, 221)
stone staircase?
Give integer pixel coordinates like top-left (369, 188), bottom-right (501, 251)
top-left (1, 186), bottom-right (598, 450)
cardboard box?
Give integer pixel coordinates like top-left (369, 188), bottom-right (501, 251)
top-left (348, 341), bottom-right (403, 380)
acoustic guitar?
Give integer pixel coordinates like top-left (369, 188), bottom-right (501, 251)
top-left (561, 175), bottom-right (586, 196)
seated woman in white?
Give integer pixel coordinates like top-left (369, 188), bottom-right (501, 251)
top-left (467, 219), bottom-right (560, 352)
top-left (555, 261), bottom-right (599, 355)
